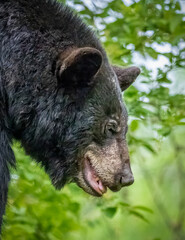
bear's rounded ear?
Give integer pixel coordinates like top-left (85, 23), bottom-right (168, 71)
top-left (56, 47), bottom-right (102, 89)
top-left (112, 66), bottom-right (140, 91)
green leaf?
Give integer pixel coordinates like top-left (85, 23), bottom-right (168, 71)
top-left (102, 207), bottom-right (117, 218)
top-left (158, 127), bottom-right (171, 136)
top-left (143, 142), bottom-right (156, 154)
top-left (129, 210), bottom-right (149, 223)
top-left (130, 120), bottom-right (139, 132)
top-left (118, 202), bottom-right (130, 208)
top-left (133, 205), bottom-right (154, 214)
top-left (170, 16), bottom-right (182, 33)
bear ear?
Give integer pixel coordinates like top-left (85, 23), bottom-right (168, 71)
top-left (56, 47), bottom-right (102, 89)
top-left (112, 66), bottom-right (140, 91)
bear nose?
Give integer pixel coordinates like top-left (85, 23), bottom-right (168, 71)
top-left (119, 159), bottom-right (134, 187)
top-left (110, 172), bottom-right (134, 192)
top-left (120, 173), bottom-right (134, 187)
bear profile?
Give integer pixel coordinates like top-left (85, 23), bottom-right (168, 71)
top-left (0, 0), bottom-right (140, 232)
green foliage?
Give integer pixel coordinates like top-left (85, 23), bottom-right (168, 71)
top-left (102, 207), bottom-right (117, 218)
top-left (2, 0), bottom-right (185, 239)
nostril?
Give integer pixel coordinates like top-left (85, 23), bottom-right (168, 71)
top-left (120, 175), bottom-right (134, 187)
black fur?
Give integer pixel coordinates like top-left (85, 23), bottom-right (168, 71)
top-left (0, 0), bottom-right (134, 232)
top-left (0, 74), bottom-right (15, 232)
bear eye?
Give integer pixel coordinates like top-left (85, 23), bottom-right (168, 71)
top-left (105, 120), bottom-right (120, 135)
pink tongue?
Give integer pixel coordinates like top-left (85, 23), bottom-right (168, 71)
top-left (84, 159), bottom-right (107, 195)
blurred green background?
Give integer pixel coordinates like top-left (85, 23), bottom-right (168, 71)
top-left (2, 0), bottom-right (185, 239)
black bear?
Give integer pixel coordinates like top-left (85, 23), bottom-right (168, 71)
top-left (0, 0), bottom-right (140, 232)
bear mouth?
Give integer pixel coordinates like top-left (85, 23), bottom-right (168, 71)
top-left (83, 157), bottom-right (107, 196)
